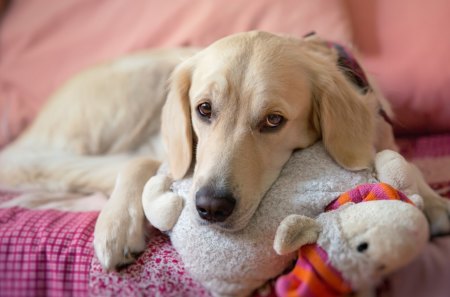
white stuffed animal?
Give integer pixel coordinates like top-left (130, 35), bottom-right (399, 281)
top-left (273, 188), bottom-right (428, 297)
top-left (142, 143), bottom-right (428, 297)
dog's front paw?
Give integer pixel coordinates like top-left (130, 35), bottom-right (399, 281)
top-left (405, 163), bottom-right (450, 236)
top-left (93, 205), bottom-right (146, 271)
top-left (142, 175), bottom-right (183, 231)
top-left (423, 194), bottom-right (450, 236)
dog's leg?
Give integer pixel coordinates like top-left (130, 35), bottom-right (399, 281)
top-left (142, 175), bottom-right (183, 231)
top-left (0, 191), bottom-right (107, 211)
top-left (375, 150), bottom-right (450, 235)
top-left (93, 157), bottom-right (160, 270)
top-left (411, 164), bottom-right (450, 236)
top-left (0, 148), bottom-right (132, 194)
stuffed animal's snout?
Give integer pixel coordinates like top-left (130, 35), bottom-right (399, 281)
top-left (336, 200), bottom-right (429, 288)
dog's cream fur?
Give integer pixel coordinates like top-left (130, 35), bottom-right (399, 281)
top-left (0, 31), bottom-right (449, 271)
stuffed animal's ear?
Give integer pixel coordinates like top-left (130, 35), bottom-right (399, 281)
top-left (274, 215), bottom-right (321, 255)
top-left (161, 61), bottom-right (194, 179)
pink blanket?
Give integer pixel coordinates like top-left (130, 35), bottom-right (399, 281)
top-left (0, 204), bottom-right (95, 296)
top-left (0, 193), bottom-right (210, 296)
top-left (1, 134), bottom-right (450, 297)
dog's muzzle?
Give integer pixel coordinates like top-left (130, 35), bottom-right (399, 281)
top-left (195, 186), bottom-right (236, 222)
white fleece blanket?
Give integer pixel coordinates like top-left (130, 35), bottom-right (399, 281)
top-left (163, 142), bottom-right (377, 297)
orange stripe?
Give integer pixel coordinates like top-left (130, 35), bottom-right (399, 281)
top-left (364, 189), bottom-right (378, 201)
top-left (287, 288), bottom-right (301, 297)
top-left (283, 270), bottom-right (301, 296)
top-left (303, 246), bottom-right (352, 293)
top-left (287, 264), bottom-right (306, 297)
top-left (379, 183), bottom-right (400, 200)
top-left (381, 183), bottom-right (415, 205)
top-left (337, 192), bottom-right (351, 206)
top-left (294, 263), bottom-right (338, 297)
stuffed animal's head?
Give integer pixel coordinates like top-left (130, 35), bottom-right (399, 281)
top-left (274, 199), bottom-right (429, 293)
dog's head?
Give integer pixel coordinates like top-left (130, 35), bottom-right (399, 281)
top-left (162, 31), bottom-right (376, 231)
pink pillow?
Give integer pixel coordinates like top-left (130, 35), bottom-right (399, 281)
top-left (348, 0), bottom-right (450, 135)
top-left (0, 0), bottom-right (351, 148)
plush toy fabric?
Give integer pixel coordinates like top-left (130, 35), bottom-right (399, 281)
top-left (142, 142), bottom-right (428, 297)
top-left (275, 183), bottom-right (420, 297)
top-left (325, 183), bottom-right (414, 211)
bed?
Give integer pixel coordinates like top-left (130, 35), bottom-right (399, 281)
top-left (1, 1), bottom-right (450, 296)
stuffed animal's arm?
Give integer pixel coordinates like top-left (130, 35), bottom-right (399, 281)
top-left (142, 175), bottom-right (183, 231)
top-left (374, 150), bottom-right (423, 208)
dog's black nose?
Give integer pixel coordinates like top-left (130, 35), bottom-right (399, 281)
top-left (195, 187), bottom-right (236, 222)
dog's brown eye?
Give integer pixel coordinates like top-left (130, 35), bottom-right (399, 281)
top-left (260, 114), bottom-right (285, 133)
top-left (197, 102), bottom-right (212, 119)
top-left (265, 114), bottom-right (284, 128)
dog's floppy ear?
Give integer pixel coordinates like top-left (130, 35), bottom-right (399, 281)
top-left (161, 61), bottom-right (193, 179)
top-left (310, 58), bottom-right (376, 171)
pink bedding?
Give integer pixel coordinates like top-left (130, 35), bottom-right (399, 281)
top-left (0, 204), bottom-right (95, 296)
top-left (1, 134), bottom-right (450, 297)
top-left (349, 0), bottom-right (450, 135)
top-left (1, 1), bottom-right (450, 296)
top-left (0, 193), bottom-right (209, 296)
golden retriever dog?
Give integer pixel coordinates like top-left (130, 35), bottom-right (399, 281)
top-left (0, 31), bottom-right (449, 270)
